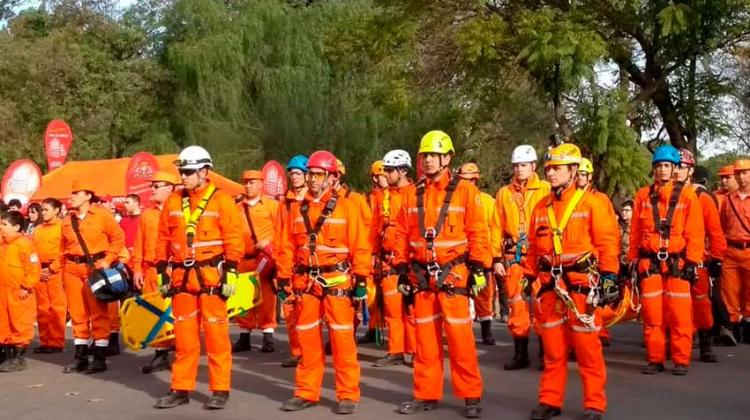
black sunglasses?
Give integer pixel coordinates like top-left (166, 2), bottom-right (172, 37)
top-left (178, 168), bottom-right (198, 177)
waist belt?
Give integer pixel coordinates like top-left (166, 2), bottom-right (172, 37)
top-left (538, 255), bottom-right (596, 273)
top-left (169, 254), bottom-right (226, 297)
top-left (411, 255), bottom-right (467, 292)
top-left (243, 252), bottom-right (258, 260)
top-left (728, 240), bottom-right (750, 250)
top-left (65, 252), bottom-right (106, 264)
top-left (323, 288), bottom-right (352, 298)
top-left (638, 250), bottom-right (685, 277)
top-left (538, 278), bottom-right (590, 297)
top-left (176, 254), bottom-right (224, 269)
top-left (295, 261), bottom-right (351, 275)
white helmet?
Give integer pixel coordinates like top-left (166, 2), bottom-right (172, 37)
top-left (175, 145), bottom-right (213, 170)
top-left (383, 149), bottom-right (412, 168)
top-left (511, 145), bottom-right (538, 164)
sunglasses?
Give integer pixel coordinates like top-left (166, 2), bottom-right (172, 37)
top-left (306, 171), bottom-right (327, 180)
top-left (179, 168), bottom-right (198, 177)
top-left (150, 183), bottom-right (172, 190)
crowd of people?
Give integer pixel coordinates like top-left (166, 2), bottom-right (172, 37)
top-left (0, 132), bottom-right (748, 420)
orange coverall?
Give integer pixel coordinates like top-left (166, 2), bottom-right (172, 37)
top-left (0, 235), bottom-right (41, 346)
top-left (61, 206), bottom-right (125, 347)
top-left (348, 187), bottom-right (378, 333)
top-left (474, 191), bottom-right (496, 322)
top-left (371, 183), bottom-right (416, 355)
top-left (629, 181), bottom-right (705, 367)
top-left (276, 188), bottom-right (370, 403)
top-left (32, 219), bottom-right (67, 349)
top-left (393, 171), bottom-right (491, 401)
top-left (156, 181), bottom-right (244, 392)
top-left (237, 196), bottom-right (279, 332)
top-left (491, 173), bottom-right (550, 338)
top-left (720, 191), bottom-right (750, 324)
top-left (276, 189), bottom-right (306, 359)
top-left (525, 184), bottom-right (619, 413)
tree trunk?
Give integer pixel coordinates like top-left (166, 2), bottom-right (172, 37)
top-left (650, 79), bottom-right (687, 149)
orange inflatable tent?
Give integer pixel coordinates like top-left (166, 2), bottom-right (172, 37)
top-left (31, 154), bottom-right (244, 200)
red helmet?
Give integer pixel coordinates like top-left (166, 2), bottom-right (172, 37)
top-left (679, 148), bottom-right (695, 167)
top-left (307, 150), bottom-right (338, 173)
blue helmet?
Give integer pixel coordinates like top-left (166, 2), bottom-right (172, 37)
top-left (652, 145), bottom-right (681, 165)
top-left (286, 155), bottom-right (308, 173)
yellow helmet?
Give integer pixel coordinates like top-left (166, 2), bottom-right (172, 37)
top-left (579, 158), bottom-right (594, 174)
top-left (418, 130), bottom-right (455, 155)
top-left (544, 143), bottom-right (582, 167)
top-left (458, 162), bottom-right (481, 180)
top-left (336, 159), bottom-right (346, 175)
top-left (370, 160), bottom-right (386, 176)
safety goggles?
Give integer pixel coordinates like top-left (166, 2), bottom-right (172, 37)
top-left (306, 171), bottom-right (327, 180)
top-left (178, 168), bottom-right (198, 177)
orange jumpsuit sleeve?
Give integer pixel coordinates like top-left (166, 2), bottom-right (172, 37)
top-left (490, 188), bottom-right (506, 259)
top-left (370, 194), bottom-right (384, 255)
top-left (18, 239), bottom-right (41, 290)
top-left (524, 200), bottom-right (545, 277)
top-left (588, 194), bottom-right (620, 274)
top-left (463, 182), bottom-right (492, 268)
top-left (219, 193), bottom-right (244, 264)
top-left (628, 188), bottom-right (647, 262)
top-left (347, 198), bottom-right (372, 277)
top-left (683, 189), bottom-right (706, 264)
top-left (132, 209), bottom-right (159, 275)
top-left (699, 192), bottom-right (727, 260)
top-left (275, 201), bottom-right (296, 279)
top-left (103, 212), bottom-right (126, 267)
top-left (155, 195), bottom-right (176, 263)
top-left (392, 193), bottom-right (413, 266)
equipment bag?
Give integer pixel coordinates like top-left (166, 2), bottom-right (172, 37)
top-left (71, 216), bottom-right (131, 302)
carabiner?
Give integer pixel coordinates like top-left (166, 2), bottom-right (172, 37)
top-left (657, 249), bottom-right (669, 262)
top-left (550, 265), bottom-right (564, 279)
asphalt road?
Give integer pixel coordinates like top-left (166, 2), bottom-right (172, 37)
top-left (1, 321), bottom-right (747, 420)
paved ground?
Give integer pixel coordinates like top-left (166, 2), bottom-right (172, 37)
top-left (1, 321), bottom-right (748, 420)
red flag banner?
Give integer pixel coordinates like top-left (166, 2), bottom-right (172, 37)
top-left (2, 159), bottom-right (42, 205)
top-left (125, 152), bottom-right (159, 205)
top-left (262, 160), bottom-right (287, 197)
top-left (44, 119), bottom-right (74, 171)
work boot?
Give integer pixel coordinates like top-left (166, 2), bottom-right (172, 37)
top-left (232, 332), bottom-right (251, 353)
top-left (357, 329), bottom-right (376, 344)
top-left (106, 332), bottom-right (120, 356)
top-left (717, 325), bottom-right (738, 346)
top-left (261, 332), bottom-right (275, 353)
top-left (0, 346), bottom-right (28, 372)
top-left (336, 399), bottom-right (358, 415)
top-left (86, 346), bottom-right (107, 374)
top-left (399, 399), bottom-right (438, 414)
top-left (579, 409), bottom-right (604, 420)
top-left (731, 323), bottom-right (742, 343)
top-left (63, 344), bottom-right (89, 373)
top-left (742, 321), bottom-right (750, 344)
top-left (504, 337), bottom-right (530, 370)
top-left (480, 320), bottom-right (495, 345)
top-left (599, 336), bottom-right (611, 347)
top-left (142, 350), bottom-right (171, 374)
top-left (33, 346), bottom-right (63, 354)
top-left (642, 362), bottom-right (665, 375)
top-left (530, 404), bottom-right (562, 419)
top-left (0, 345), bottom-right (6, 364)
top-left (281, 355), bottom-right (300, 367)
top-left (464, 398), bottom-right (482, 418)
top-left (538, 337), bottom-right (545, 371)
top-left (204, 391), bottom-right (229, 410)
top-left (154, 390), bottom-right (190, 409)
top-left (698, 330), bottom-right (718, 363)
top-left (281, 397), bottom-right (317, 411)
top-left (373, 353), bottom-right (405, 367)
top-left (673, 364), bottom-right (689, 376)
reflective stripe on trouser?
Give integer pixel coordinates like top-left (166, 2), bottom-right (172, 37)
top-left (537, 290), bottom-right (606, 412)
top-left (640, 274), bottom-right (693, 365)
top-left (382, 274), bottom-right (415, 354)
top-left (721, 247), bottom-right (750, 323)
top-left (506, 264), bottom-right (532, 338)
top-left (0, 286), bottom-right (37, 346)
top-left (474, 274), bottom-right (495, 321)
top-left (142, 267), bottom-right (172, 349)
top-left (413, 291), bottom-right (482, 401)
top-left (34, 272), bottom-right (67, 348)
top-left (294, 293), bottom-right (360, 402)
top-left (63, 262), bottom-right (111, 345)
top-left (283, 300), bottom-right (301, 357)
top-left (171, 293), bottom-right (231, 391)
top-left (691, 267), bottom-right (713, 330)
top-left (238, 277), bottom-right (278, 331)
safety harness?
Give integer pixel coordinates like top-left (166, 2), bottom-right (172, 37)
top-left (299, 191), bottom-right (347, 291)
top-left (638, 182), bottom-right (687, 277)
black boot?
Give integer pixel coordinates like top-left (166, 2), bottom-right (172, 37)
top-left (538, 337), bottom-right (545, 371)
top-left (154, 390), bottom-right (190, 409)
top-left (717, 324), bottom-right (738, 346)
top-left (399, 399), bottom-right (438, 414)
top-left (0, 345), bottom-right (6, 364)
top-left (204, 391), bottom-right (229, 409)
top-left (261, 332), bottom-right (275, 353)
top-left (530, 404), bottom-right (561, 419)
top-left (373, 353), bottom-right (405, 367)
top-left (357, 329), bottom-right (376, 344)
top-left (742, 321), bottom-right (750, 344)
top-left (0, 346), bottom-right (28, 372)
top-left (580, 409), bottom-right (604, 420)
top-left (281, 355), bottom-right (300, 367)
top-left (480, 320), bottom-right (495, 345)
top-left (504, 337), bottom-right (530, 370)
top-left (63, 344), bottom-right (89, 373)
top-left (142, 350), bottom-right (171, 374)
top-left (464, 398), bottom-right (482, 418)
top-left (87, 346), bottom-right (107, 374)
top-left (232, 332), bottom-right (251, 353)
top-left (698, 330), bottom-right (718, 363)
top-left (106, 332), bottom-right (120, 356)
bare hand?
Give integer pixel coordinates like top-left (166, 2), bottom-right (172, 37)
top-left (40, 268), bottom-right (51, 282)
top-left (18, 288), bottom-right (30, 300)
top-left (493, 262), bottom-right (507, 277)
top-left (133, 272), bottom-right (144, 290)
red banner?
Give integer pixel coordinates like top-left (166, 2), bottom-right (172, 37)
top-left (262, 160), bottom-right (287, 197)
top-left (125, 152), bottom-right (159, 205)
top-left (44, 119), bottom-right (74, 171)
top-left (2, 159), bottom-right (42, 206)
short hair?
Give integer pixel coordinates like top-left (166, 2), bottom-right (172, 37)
top-left (126, 194), bottom-right (141, 205)
top-left (1, 210), bottom-right (25, 229)
top-left (8, 199), bottom-right (22, 208)
top-left (27, 202), bottom-right (42, 214)
top-left (621, 199), bottom-right (634, 209)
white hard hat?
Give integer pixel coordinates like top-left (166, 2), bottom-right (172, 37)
top-left (383, 149), bottom-right (412, 168)
top-left (175, 145), bottom-right (213, 170)
top-left (511, 145), bottom-right (538, 164)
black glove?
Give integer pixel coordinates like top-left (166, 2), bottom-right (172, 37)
top-left (681, 262), bottom-right (698, 284)
top-left (708, 259), bottom-right (722, 279)
top-left (599, 272), bottom-right (620, 306)
top-left (155, 260), bottom-right (168, 275)
top-left (223, 260), bottom-right (238, 272)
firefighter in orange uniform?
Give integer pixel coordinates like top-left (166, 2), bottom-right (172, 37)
top-left (277, 151), bottom-right (370, 415)
top-left (491, 145), bottom-right (550, 370)
top-left (61, 181), bottom-right (126, 374)
top-left (233, 170), bottom-right (280, 353)
top-left (394, 130), bottom-right (490, 418)
top-left (153, 146), bottom-right (243, 410)
top-left (0, 211), bottom-right (41, 372)
top-left (32, 198), bottom-right (67, 354)
top-left (674, 149), bottom-right (727, 362)
top-left (525, 144), bottom-right (619, 420)
top-left (371, 150), bottom-right (416, 367)
top-left (629, 145), bottom-right (705, 376)
top-left (132, 170), bottom-right (180, 374)
top-left (715, 165), bottom-right (738, 209)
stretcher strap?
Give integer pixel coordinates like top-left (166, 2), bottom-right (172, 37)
top-left (134, 294), bottom-right (174, 349)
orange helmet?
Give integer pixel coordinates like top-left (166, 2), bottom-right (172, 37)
top-left (718, 165), bottom-right (735, 177)
top-left (370, 160), bottom-right (385, 176)
top-left (733, 159), bottom-right (750, 172)
top-left (241, 170), bottom-right (264, 181)
top-left (458, 162), bottom-right (481, 180)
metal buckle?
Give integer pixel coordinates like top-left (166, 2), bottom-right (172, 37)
top-left (657, 249), bottom-right (669, 262)
top-left (550, 265), bottom-right (563, 278)
top-left (426, 262), bottom-right (442, 277)
top-left (309, 266), bottom-right (321, 279)
top-left (183, 259), bottom-right (195, 268)
top-left (423, 227), bottom-right (437, 240)
top-left (444, 283), bottom-right (455, 296)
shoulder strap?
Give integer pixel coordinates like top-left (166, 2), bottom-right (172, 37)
top-left (727, 195), bottom-right (750, 235)
top-left (650, 182), bottom-right (684, 241)
top-left (417, 176), bottom-right (459, 246)
top-left (695, 184), bottom-right (720, 209)
top-left (70, 216), bottom-right (95, 268)
top-left (300, 192), bottom-right (339, 255)
top-left (242, 202), bottom-right (258, 244)
top-left (546, 188), bottom-right (586, 256)
top-left (182, 184), bottom-right (218, 248)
